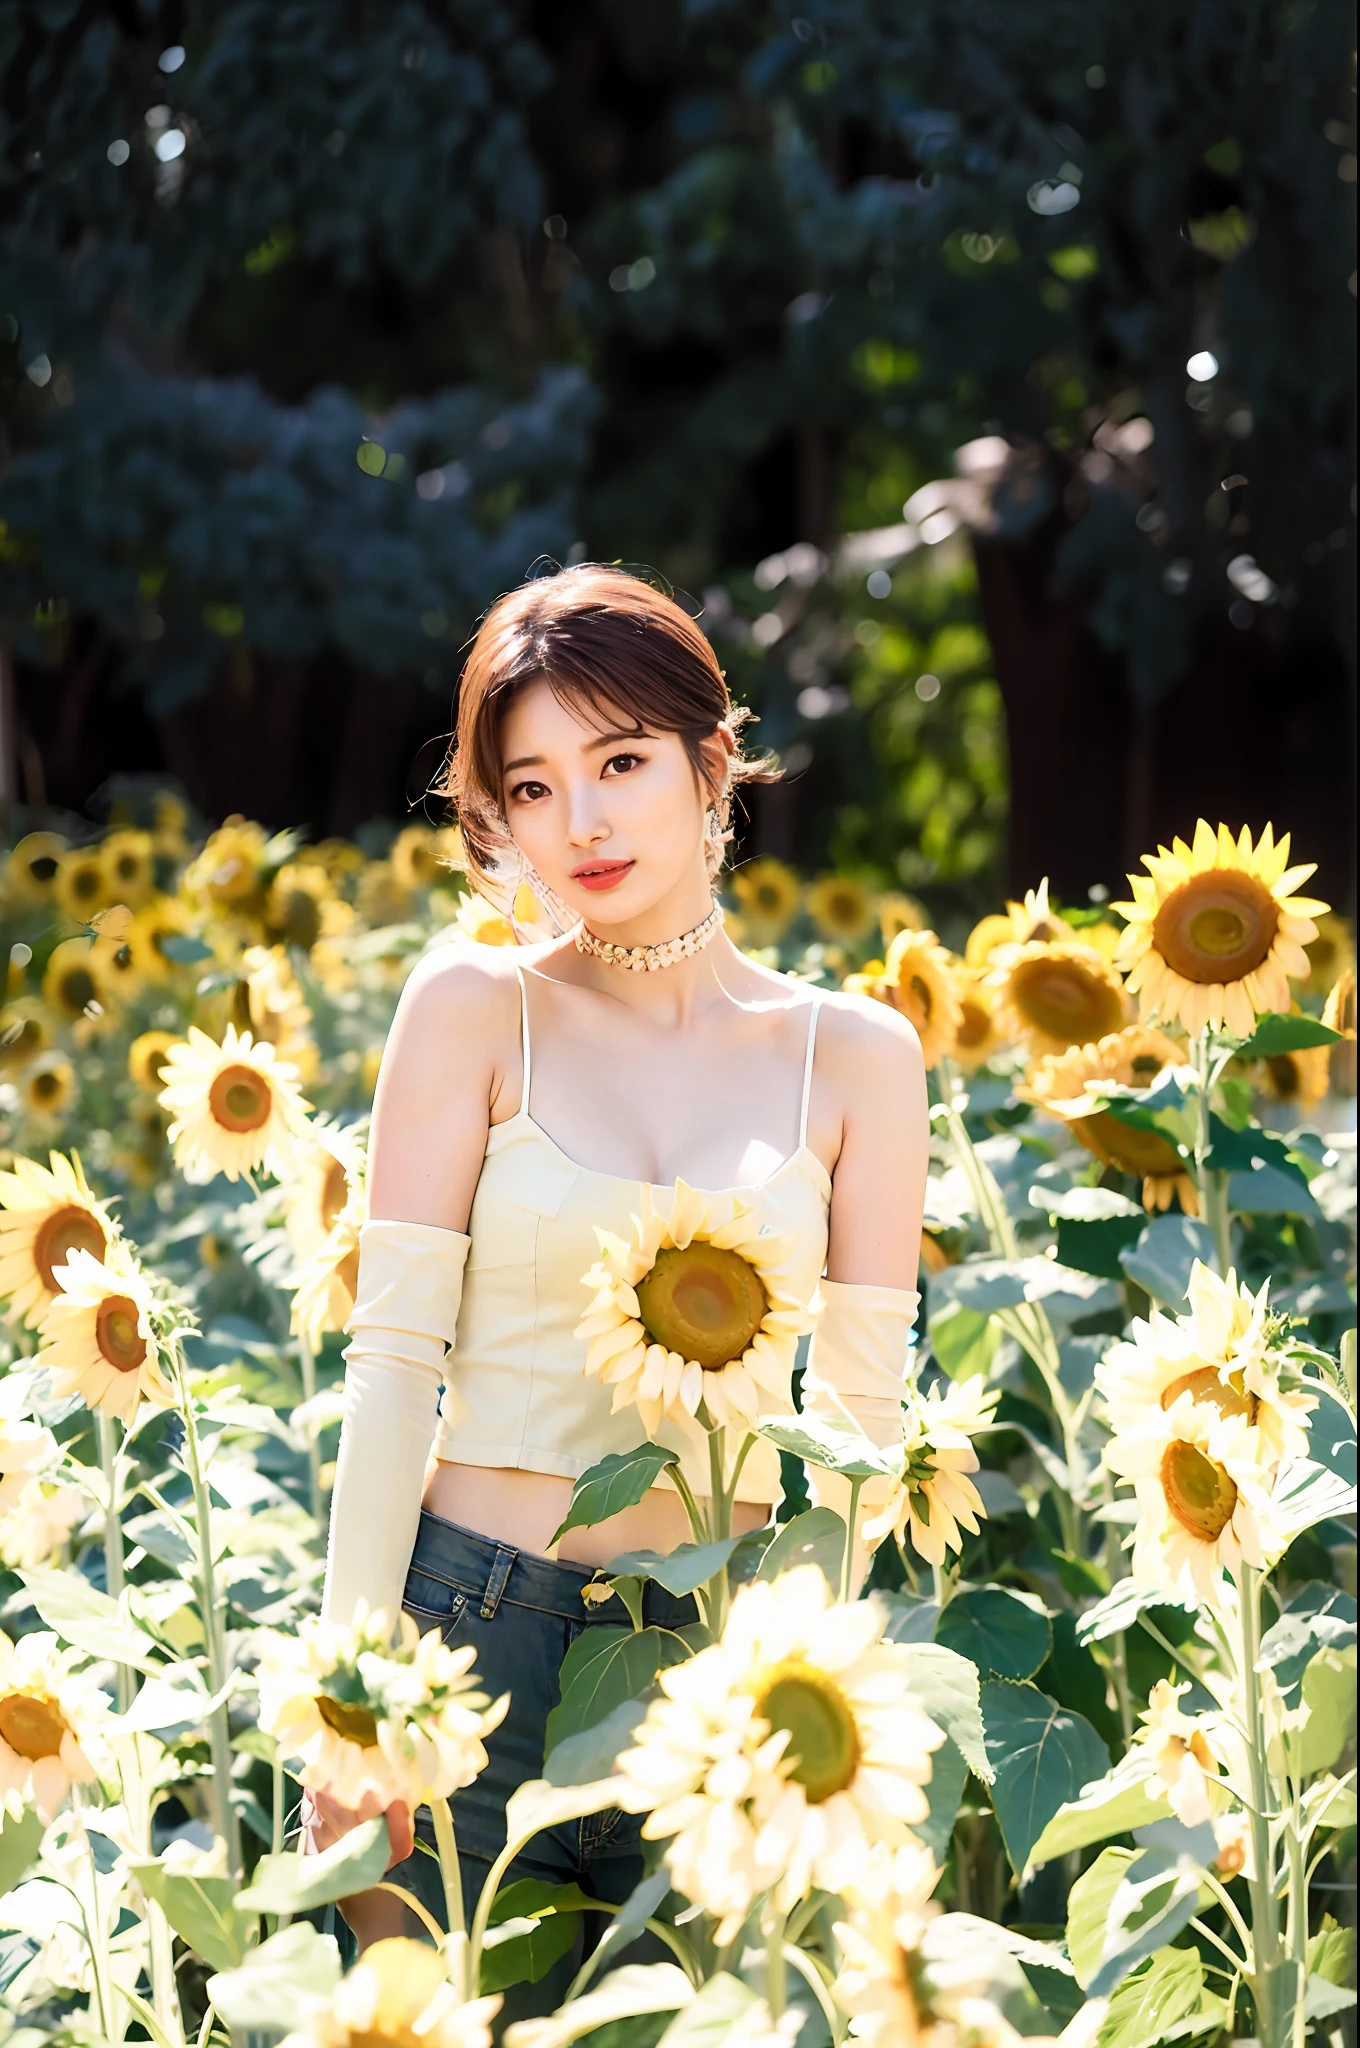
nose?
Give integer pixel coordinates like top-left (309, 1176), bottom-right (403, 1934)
top-left (565, 777), bottom-right (610, 848)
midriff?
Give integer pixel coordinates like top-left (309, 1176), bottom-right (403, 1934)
top-left (422, 1458), bottom-right (769, 1568)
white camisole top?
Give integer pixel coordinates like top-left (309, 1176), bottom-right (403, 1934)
top-left (430, 968), bottom-right (832, 1505)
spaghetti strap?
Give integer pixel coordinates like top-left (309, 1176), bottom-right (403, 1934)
top-left (514, 966), bottom-right (532, 1116)
top-left (798, 996), bottom-right (823, 1149)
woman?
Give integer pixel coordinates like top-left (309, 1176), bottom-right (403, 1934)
top-left (306, 564), bottom-right (929, 2007)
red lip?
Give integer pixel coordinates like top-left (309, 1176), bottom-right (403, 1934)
top-left (571, 859), bottom-right (635, 892)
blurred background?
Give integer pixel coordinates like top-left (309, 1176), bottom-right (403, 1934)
top-left (1, 0), bottom-right (1355, 924)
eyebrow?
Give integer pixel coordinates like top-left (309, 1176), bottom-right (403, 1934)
top-left (502, 730), bottom-right (649, 775)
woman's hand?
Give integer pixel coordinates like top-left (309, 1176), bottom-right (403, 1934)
top-left (300, 1788), bottom-right (416, 1948)
top-left (300, 1785), bottom-right (415, 1866)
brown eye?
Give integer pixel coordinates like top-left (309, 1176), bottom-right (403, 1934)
top-left (604, 753), bottom-right (642, 775)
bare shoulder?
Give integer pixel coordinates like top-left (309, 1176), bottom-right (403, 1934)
top-left (386, 941), bottom-right (538, 1076)
top-left (818, 985), bottom-right (922, 1063)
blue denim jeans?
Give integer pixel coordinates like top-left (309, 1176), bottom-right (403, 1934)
top-left (380, 1508), bottom-right (696, 2025)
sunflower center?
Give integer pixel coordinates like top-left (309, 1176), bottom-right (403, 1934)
top-left (34, 1205), bottom-right (109, 1292)
top-left (956, 995), bottom-right (990, 1048)
top-left (0, 1690), bottom-right (69, 1761)
top-left (1012, 957), bottom-right (1123, 1046)
top-left (318, 1695), bottom-right (380, 1747)
top-left (29, 855), bottom-right (59, 884)
top-left (280, 889), bottom-right (322, 950)
top-left (209, 1064), bottom-right (272, 1133)
top-left (1266, 1054), bottom-right (1300, 1098)
top-left (72, 867), bottom-right (100, 902)
top-left (1153, 872), bottom-right (1279, 985)
top-left (755, 885), bottom-right (782, 913)
top-left (96, 1295), bottom-right (148, 1374)
top-left (1160, 1365), bottom-right (1255, 1423)
top-left (755, 1661), bottom-right (860, 1804)
top-left (60, 968), bottom-right (98, 1014)
top-left (1129, 1054), bottom-right (1165, 1080)
top-left (31, 1070), bottom-right (61, 1105)
top-left (1079, 1110), bottom-right (1182, 1177)
top-left (1160, 1441), bottom-right (1238, 1542)
top-left (635, 1243), bottom-right (768, 1371)
top-left (908, 973), bottom-right (933, 1019)
top-left (322, 1158), bottom-right (349, 1232)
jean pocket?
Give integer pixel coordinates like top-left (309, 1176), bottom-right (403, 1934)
top-left (403, 1572), bottom-right (469, 1641)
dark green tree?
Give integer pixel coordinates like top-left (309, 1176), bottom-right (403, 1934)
top-left (0, 1), bottom-right (1352, 901)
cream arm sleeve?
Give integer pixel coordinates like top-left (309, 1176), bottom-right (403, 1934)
top-left (321, 1219), bottom-right (471, 1632)
top-left (800, 1279), bottom-right (920, 1590)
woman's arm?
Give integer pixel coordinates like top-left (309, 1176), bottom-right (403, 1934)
top-left (821, 996), bottom-right (929, 1287)
top-left (803, 998), bottom-right (929, 1582)
top-left (367, 947), bottom-right (522, 1227)
top-left (307, 951), bottom-right (520, 1927)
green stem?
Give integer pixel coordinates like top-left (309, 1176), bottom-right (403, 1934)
top-left (668, 1462), bottom-right (709, 1546)
top-left (430, 1796), bottom-right (466, 1988)
top-left (782, 1943), bottom-right (843, 2041)
top-left (97, 1412), bottom-right (133, 1713)
top-left (1193, 1029), bottom-right (1232, 1277)
top-left (1100, 1468), bottom-right (1133, 1745)
top-left (762, 1902), bottom-right (787, 2021)
top-left (297, 1334), bottom-right (324, 1528)
top-left (172, 1350), bottom-right (242, 1881)
top-left (706, 1426), bottom-right (730, 1634)
top-left (840, 1477), bottom-right (864, 1603)
top-left (1285, 1788), bottom-right (1309, 2048)
top-left (930, 1560), bottom-right (954, 1611)
top-left (1238, 1566), bottom-right (1287, 2048)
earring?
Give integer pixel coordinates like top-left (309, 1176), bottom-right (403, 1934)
top-left (514, 849), bottom-right (577, 939)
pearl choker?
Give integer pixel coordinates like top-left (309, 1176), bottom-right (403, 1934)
top-left (574, 903), bottom-right (724, 973)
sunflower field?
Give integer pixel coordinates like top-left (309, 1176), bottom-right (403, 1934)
top-left (0, 793), bottom-right (1354, 2048)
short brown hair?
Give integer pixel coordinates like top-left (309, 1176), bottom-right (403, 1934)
top-left (441, 564), bottom-right (776, 887)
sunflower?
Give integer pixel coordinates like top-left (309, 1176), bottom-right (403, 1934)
top-left (862, 1378), bottom-right (999, 1567)
top-left (1019, 1025), bottom-right (1197, 1214)
top-left (831, 1842), bottom-right (946, 2048)
top-left (880, 930), bottom-right (964, 1069)
top-left (36, 1246), bottom-right (175, 1423)
top-left (1303, 911), bottom-right (1354, 998)
top-left (988, 937), bottom-right (1126, 1056)
top-left (127, 894), bottom-right (199, 982)
top-left (256, 1606), bottom-right (507, 1810)
top-left (0, 1152), bottom-right (114, 1327)
top-left (89, 928), bottom-right (144, 1005)
top-left (42, 939), bottom-right (116, 1028)
top-left (209, 945), bottom-right (317, 1081)
top-left (0, 1629), bottom-right (111, 1822)
top-left (614, 1565), bottom-right (944, 1940)
top-left (0, 1003), bottom-right (51, 1069)
top-left (127, 1031), bottom-right (179, 1094)
top-left (1324, 968), bottom-right (1356, 1097)
top-left (6, 832), bottom-right (68, 907)
top-left (1252, 1039), bottom-right (1330, 1114)
top-left (309, 837), bottom-right (369, 886)
top-left (451, 881), bottom-right (554, 948)
top-left (730, 858), bottom-right (802, 946)
top-left (390, 824), bottom-right (462, 894)
top-left (0, 1470), bottom-right (83, 1571)
top-left (283, 1123), bottom-right (366, 1264)
top-left (1095, 1260), bottom-right (1313, 1470)
top-left (356, 860), bottom-right (412, 929)
top-left (1107, 1397), bottom-right (1289, 1601)
top-left (182, 814), bottom-right (269, 914)
top-left (280, 1940), bottom-right (501, 2048)
top-left (878, 893), bottom-right (926, 949)
top-left (152, 792), bottom-right (192, 862)
top-left (266, 862), bottom-right (333, 951)
top-left (158, 1023), bottom-right (312, 1183)
top-left (1133, 1680), bottom-right (1229, 1826)
top-left (21, 1054), bottom-right (75, 1122)
top-left (54, 848), bottom-right (108, 923)
top-left (292, 1189), bottom-right (365, 1351)
top-left (576, 1179), bottom-right (812, 1437)
top-left (807, 875), bottom-right (877, 944)
top-left (964, 879), bottom-right (1068, 970)
top-left (949, 968), bottom-right (1006, 1070)
top-left (1113, 820), bottom-right (1327, 1039)
top-left (99, 829), bottom-right (156, 908)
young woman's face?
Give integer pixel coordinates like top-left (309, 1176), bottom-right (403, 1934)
top-left (498, 679), bottom-right (710, 927)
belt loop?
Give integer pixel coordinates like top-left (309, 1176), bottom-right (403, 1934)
top-left (480, 1544), bottom-right (517, 1620)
